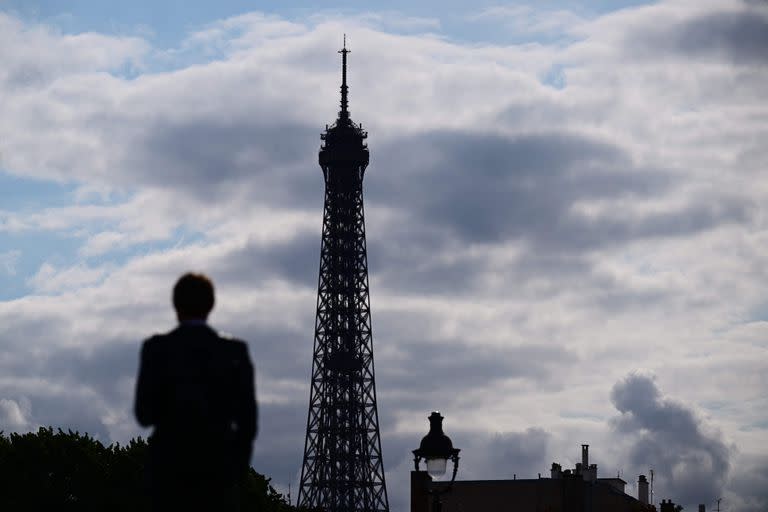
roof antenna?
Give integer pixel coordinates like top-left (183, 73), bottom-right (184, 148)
top-left (287, 477), bottom-right (292, 506)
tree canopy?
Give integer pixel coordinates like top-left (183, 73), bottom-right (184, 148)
top-left (0, 427), bottom-right (297, 511)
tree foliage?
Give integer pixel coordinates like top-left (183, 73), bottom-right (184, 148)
top-left (0, 427), bottom-right (298, 511)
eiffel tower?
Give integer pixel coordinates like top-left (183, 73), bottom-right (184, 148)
top-left (297, 40), bottom-right (389, 512)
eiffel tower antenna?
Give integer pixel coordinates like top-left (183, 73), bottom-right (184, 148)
top-left (339, 34), bottom-right (350, 120)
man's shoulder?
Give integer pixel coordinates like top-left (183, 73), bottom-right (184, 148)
top-left (141, 327), bottom-right (250, 357)
top-left (141, 333), bottom-right (166, 349)
top-left (216, 332), bottom-right (250, 353)
top-left (142, 325), bottom-right (184, 343)
top-left (141, 327), bottom-right (195, 357)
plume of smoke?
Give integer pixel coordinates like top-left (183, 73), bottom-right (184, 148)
top-left (610, 373), bottom-right (731, 506)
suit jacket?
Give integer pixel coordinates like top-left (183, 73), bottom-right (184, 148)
top-left (134, 324), bottom-right (257, 487)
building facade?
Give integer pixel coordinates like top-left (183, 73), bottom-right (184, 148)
top-left (411, 445), bottom-right (664, 512)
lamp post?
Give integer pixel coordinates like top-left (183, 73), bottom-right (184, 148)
top-left (413, 411), bottom-right (461, 512)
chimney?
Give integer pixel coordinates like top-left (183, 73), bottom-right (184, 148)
top-left (638, 475), bottom-right (649, 504)
top-left (551, 463), bottom-right (562, 479)
top-left (660, 499), bottom-right (678, 512)
top-left (699, 506), bottom-right (706, 512)
top-left (582, 444), bottom-right (589, 467)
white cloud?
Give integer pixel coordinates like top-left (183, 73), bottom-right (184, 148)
top-left (0, 397), bottom-right (30, 430)
top-left (27, 262), bottom-right (110, 294)
top-left (175, 11), bottom-right (308, 58)
top-left (0, 13), bottom-right (148, 89)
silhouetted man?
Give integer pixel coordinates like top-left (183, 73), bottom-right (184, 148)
top-left (134, 273), bottom-right (257, 511)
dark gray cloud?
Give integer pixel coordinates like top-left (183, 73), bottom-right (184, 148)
top-left (0, 335), bottom-right (140, 439)
top-left (121, 118), bottom-right (752, 285)
top-left (619, 3), bottom-right (768, 65)
top-left (250, 401), bottom-right (308, 485)
top-left (362, 129), bottom-right (752, 306)
top-left (120, 115), bottom-right (321, 205)
top-left (23, 392), bottom-right (112, 440)
top-left (377, 339), bottom-right (573, 414)
top-left (672, 8), bottom-right (768, 65)
top-left (371, 130), bottom-right (748, 252)
top-left (726, 454), bottom-right (768, 512)
top-left (211, 232), bottom-right (321, 290)
top-left (0, 375), bottom-right (113, 440)
top-left (0, 313), bottom-right (70, 352)
top-left (373, 131), bottom-right (635, 246)
top-left (611, 373), bottom-right (731, 507)
top-left (44, 344), bottom-right (137, 416)
top-left (242, 326), bottom-right (312, 384)
top-left (367, 229), bottom-right (488, 296)
top-left (470, 427), bottom-right (551, 480)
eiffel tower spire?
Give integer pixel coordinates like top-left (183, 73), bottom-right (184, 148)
top-left (339, 34), bottom-right (350, 121)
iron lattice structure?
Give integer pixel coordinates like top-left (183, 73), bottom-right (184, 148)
top-left (297, 43), bottom-right (389, 512)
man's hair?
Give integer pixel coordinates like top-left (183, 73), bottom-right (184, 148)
top-left (173, 273), bottom-right (215, 318)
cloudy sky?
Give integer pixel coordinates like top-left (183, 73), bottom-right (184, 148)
top-left (1, 0), bottom-right (766, 510)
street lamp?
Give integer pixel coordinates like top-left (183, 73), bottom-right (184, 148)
top-left (413, 411), bottom-right (460, 512)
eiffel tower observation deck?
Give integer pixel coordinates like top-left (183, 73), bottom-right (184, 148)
top-left (297, 39), bottom-right (389, 512)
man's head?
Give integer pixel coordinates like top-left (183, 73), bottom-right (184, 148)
top-left (173, 272), bottom-right (215, 321)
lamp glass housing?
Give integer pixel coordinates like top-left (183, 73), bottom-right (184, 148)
top-left (426, 457), bottom-right (448, 479)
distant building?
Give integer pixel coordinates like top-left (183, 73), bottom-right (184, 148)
top-left (411, 444), bottom-right (666, 512)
